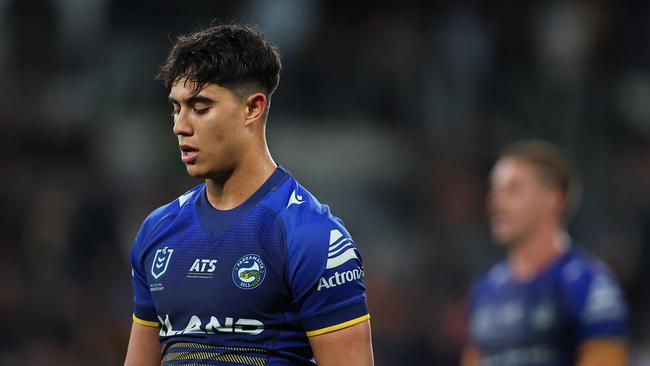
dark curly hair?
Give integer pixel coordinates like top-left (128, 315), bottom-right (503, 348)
top-left (156, 24), bottom-right (282, 98)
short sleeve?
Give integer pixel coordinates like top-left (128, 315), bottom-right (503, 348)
top-left (466, 281), bottom-right (483, 346)
top-left (130, 224), bottom-right (160, 327)
top-left (287, 220), bottom-right (369, 337)
top-left (565, 263), bottom-right (628, 343)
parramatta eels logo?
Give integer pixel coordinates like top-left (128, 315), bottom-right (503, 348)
top-left (232, 254), bottom-right (266, 290)
top-left (151, 246), bottom-right (174, 279)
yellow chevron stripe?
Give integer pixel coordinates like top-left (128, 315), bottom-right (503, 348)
top-left (162, 348), bottom-right (267, 366)
top-left (166, 341), bottom-right (266, 353)
top-left (306, 313), bottom-right (370, 337)
top-left (132, 314), bottom-right (159, 327)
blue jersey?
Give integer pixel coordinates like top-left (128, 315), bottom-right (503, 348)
top-left (130, 167), bottom-right (369, 365)
top-left (468, 248), bottom-right (627, 366)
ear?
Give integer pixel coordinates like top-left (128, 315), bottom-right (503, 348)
top-left (244, 92), bottom-right (267, 127)
top-left (546, 189), bottom-right (566, 218)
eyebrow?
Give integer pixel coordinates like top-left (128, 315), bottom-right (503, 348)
top-left (168, 94), bottom-right (215, 105)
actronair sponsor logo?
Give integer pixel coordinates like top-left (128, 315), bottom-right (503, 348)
top-left (326, 229), bottom-right (359, 269)
top-left (317, 267), bottom-right (365, 291)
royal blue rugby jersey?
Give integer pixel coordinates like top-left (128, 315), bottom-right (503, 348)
top-left (130, 167), bottom-right (369, 365)
top-left (468, 247), bottom-right (627, 366)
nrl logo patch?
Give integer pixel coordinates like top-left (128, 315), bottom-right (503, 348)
top-left (151, 246), bottom-right (174, 279)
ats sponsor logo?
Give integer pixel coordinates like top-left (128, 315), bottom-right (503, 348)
top-left (317, 267), bottom-right (364, 291)
top-left (187, 258), bottom-right (218, 279)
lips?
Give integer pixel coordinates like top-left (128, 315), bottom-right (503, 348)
top-left (490, 214), bottom-right (507, 228)
top-left (179, 144), bottom-right (198, 164)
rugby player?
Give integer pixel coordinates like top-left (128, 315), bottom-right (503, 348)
top-left (462, 140), bottom-right (628, 366)
top-left (124, 24), bottom-right (373, 366)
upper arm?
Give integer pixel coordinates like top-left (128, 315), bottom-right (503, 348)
top-left (566, 261), bottom-right (629, 364)
top-left (565, 264), bottom-right (628, 344)
top-left (577, 339), bottom-right (628, 366)
top-left (130, 219), bottom-right (161, 327)
top-left (124, 322), bottom-right (161, 366)
top-left (126, 213), bottom-right (164, 365)
top-left (462, 279), bottom-right (483, 366)
top-left (286, 218), bottom-right (370, 337)
top-left (309, 320), bottom-right (373, 366)
top-left (460, 346), bottom-right (481, 366)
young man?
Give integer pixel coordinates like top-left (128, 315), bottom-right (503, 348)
top-left (124, 25), bottom-right (373, 366)
top-left (462, 141), bottom-right (628, 366)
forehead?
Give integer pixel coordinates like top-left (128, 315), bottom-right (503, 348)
top-left (490, 157), bottom-right (539, 186)
top-left (168, 79), bottom-right (233, 101)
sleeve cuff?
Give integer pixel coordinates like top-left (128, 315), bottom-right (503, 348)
top-left (132, 314), bottom-right (160, 327)
top-left (306, 313), bottom-right (370, 337)
top-left (133, 303), bottom-right (158, 327)
top-left (303, 300), bottom-right (370, 337)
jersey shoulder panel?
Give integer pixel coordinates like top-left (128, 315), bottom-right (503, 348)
top-left (261, 175), bottom-right (368, 334)
top-left (558, 249), bottom-right (626, 313)
top-left (129, 183), bottom-right (204, 325)
top-left (264, 177), bottom-right (349, 272)
top-left (558, 249), bottom-right (628, 341)
top-left (261, 174), bottom-right (346, 243)
top-left (132, 183), bottom-right (204, 255)
top-left (471, 261), bottom-right (509, 301)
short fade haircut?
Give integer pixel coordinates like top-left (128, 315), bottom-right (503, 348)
top-left (500, 140), bottom-right (583, 218)
top-left (156, 24), bottom-right (282, 99)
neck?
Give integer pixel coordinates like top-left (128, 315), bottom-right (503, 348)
top-left (507, 222), bottom-right (569, 282)
top-left (205, 141), bottom-right (276, 210)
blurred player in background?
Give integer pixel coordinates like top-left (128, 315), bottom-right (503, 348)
top-left (124, 24), bottom-right (373, 366)
top-left (462, 140), bottom-right (628, 366)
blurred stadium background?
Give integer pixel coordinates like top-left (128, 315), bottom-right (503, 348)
top-left (1, 0), bottom-right (649, 364)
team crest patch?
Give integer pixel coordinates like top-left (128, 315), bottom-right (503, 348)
top-left (151, 246), bottom-right (174, 279)
top-left (232, 254), bottom-right (266, 290)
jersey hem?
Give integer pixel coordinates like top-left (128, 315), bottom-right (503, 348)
top-left (306, 313), bottom-right (370, 337)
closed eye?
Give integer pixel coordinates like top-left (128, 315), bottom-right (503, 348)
top-left (170, 102), bottom-right (181, 116)
top-left (194, 107), bottom-right (210, 115)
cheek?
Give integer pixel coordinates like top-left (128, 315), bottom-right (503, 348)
top-left (201, 116), bottom-right (244, 158)
top-left (492, 191), bottom-right (523, 214)
top-left (200, 114), bottom-right (232, 144)
top-left (512, 193), bottom-right (545, 224)
top-left (495, 191), bottom-right (535, 224)
top-left (212, 108), bottom-right (244, 138)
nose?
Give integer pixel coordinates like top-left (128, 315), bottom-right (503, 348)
top-left (173, 109), bottom-right (193, 136)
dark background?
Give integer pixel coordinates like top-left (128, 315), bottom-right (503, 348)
top-left (1, 0), bottom-right (649, 364)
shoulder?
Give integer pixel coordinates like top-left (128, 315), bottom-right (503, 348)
top-left (132, 183), bottom-right (204, 253)
top-left (262, 173), bottom-right (348, 240)
top-left (472, 261), bottom-right (510, 298)
top-left (558, 248), bottom-right (627, 323)
top-left (261, 173), bottom-right (355, 267)
top-left (558, 248), bottom-right (620, 292)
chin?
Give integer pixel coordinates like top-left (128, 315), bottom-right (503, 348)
top-left (185, 165), bottom-right (208, 178)
top-left (491, 227), bottom-right (514, 246)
